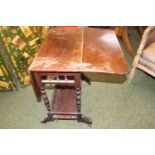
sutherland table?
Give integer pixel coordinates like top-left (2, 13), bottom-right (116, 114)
top-left (28, 27), bottom-right (128, 126)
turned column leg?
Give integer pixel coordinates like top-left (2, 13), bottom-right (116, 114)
top-left (76, 88), bottom-right (81, 113)
top-left (40, 86), bottom-right (51, 112)
top-left (75, 73), bottom-right (92, 126)
top-left (40, 86), bottom-right (54, 123)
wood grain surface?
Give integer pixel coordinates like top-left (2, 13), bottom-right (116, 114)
top-left (29, 27), bottom-right (128, 74)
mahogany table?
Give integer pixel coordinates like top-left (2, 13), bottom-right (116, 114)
top-left (28, 27), bottom-right (128, 126)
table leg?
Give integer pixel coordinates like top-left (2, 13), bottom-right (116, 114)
top-left (40, 86), bottom-right (51, 112)
top-left (81, 73), bottom-right (91, 85)
top-left (39, 72), bottom-right (92, 126)
top-left (75, 87), bottom-right (92, 126)
top-left (77, 114), bottom-right (92, 126)
top-left (41, 113), bottom-right (54, 123)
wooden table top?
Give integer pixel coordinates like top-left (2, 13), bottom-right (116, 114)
top-left (29, 27), bottom-right (128, 74)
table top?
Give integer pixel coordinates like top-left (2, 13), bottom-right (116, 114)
top-left (29, 27), bottom-right (128, 74)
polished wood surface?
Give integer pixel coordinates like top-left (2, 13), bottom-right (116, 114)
top-left (29, 27), bottom-right (128, 125)
top-left (29, 27), bottom-right (128, 74)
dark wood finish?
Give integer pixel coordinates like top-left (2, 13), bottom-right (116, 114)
top-left (31, 71), bottom-right (92, 125)
top-left (29, 28), bottom-right (128, 74)
top-left (29, 27), bottom-right (128, 125)
top-left (29, 72), bottom-right (41, 102)
top-left (83, 28), bottom-right (128, 74)
top-left (52, 87), bottom-right (77, 113)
